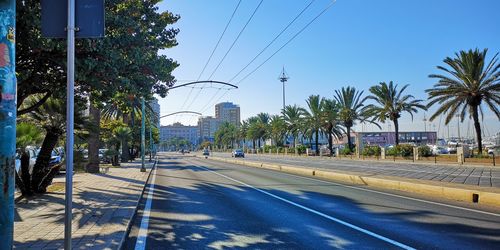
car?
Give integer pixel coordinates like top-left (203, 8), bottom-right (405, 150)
top-left (15, 147), bottom-right (38, 173)
top-left (232, 149), bottom-right (245, 158)
top-left (202, 149), bottom-right (210, 156)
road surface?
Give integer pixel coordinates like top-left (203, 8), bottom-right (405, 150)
top-left (124, 153), bottom-right (500, 249)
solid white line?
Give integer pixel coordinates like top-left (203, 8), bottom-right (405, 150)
top-left (208, 157), bottom-right (500, 218)
top-left (135, 166), bottom-right (158, 250)
top-left (195, 164), bottom-right (416, 250)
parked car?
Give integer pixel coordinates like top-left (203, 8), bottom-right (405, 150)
top-left (232, 149), bottom-right (245, 158)
top-left (15, 147), bottom-right (38, 173)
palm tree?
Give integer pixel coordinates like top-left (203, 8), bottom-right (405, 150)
top-left (427, 49), bottom-right (500, 154)
top-left (320, 98), bottom-right (344, 156)
top-left (15, 122), bottom-right (43, 196)
top-left (246, 117), bottom-right (260, 150)
top-left (114, 126), bottom-right (132, 163)
top-left (366, 81), bottom-right (426, 145)
top-left (269, 115), bottom-right (287, 147)
top-left (334, 86), bottom-right (378, 151)
top-left (303, 95), bottom-right (323, 155)
top-left (281, 105), bottom-right (305, 149)
top-left (256, 113), bottom-right (270, 148)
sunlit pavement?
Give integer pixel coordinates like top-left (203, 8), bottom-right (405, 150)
top-left (124, 153), bottom-right (500, 249)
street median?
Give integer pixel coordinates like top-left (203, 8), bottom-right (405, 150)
top-left (203, 156), bottom-right (500, 207)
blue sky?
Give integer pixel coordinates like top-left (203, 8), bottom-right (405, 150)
top-left (156, 0), bottom-right (500, 139)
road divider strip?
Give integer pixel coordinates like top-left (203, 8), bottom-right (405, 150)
top-left (202, 156), bottom-right (500, 207)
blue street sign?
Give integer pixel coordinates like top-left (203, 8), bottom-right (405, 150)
top-left (41, 0), bottom-right (105, 38)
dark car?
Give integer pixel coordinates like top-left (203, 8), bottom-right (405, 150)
top-left (232, 149), bottom-right (244, 158)
top-left (203, 149), bottom-right (210, 156)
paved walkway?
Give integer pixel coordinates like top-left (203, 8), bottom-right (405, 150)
top-left (212, 153), bottom-right (500, 189)
top-left (14, 160), bottom-right (153, 249)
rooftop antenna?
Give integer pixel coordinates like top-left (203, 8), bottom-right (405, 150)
top-left (278, 66), bottom-right (289, 110)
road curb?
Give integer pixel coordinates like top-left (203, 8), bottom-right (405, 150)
top-left (118, 157), bottom-right (158, 250)
top-left (203, 156), bottom-right (500, 207)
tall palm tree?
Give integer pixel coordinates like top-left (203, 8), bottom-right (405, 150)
top-left (269, 115), bottom-right (287, 147)
top-left (281, 104), bottom-right (304, 148)
top-left (255, 113), bottom-right (270, 148)
top-left (303, 95), bottom-right (323, 155)
top-left (246, 116), bottom-right (260, 150)
top-left (366, 81), bottom-right (426, 145)
top-left (427, 49), bottom-right (500, 153)
top-left (114, 126), bottom-right (132, 163)
top-left (334, 86), bottom-right (378, 151)
top-left (320, 98), bottom-right (344, 156)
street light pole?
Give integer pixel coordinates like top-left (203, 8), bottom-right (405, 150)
top-left (0, 0), bottom-right (17, 247)
top-left (141, 98), bottom-right (146, 172)
top-left (279, 67), bottom-right (289, 110)
top-left (149, 124), bottom-right (153, 162)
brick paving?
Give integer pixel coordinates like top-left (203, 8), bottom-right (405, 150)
top-left (14, 160), bottom-right (153, 249)
top-left (213, 153), bottom-right (500, 189)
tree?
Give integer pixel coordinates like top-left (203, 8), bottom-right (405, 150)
top-left (114, 126), bottom-right (132, 164)
top-left (366, 81), bottom-right (426, 145)
top-left (427, 49), bottom-right (500, 154)
top-left (269, 115), bottom-right (287, 147)
top-left (303, 95), bottom-right (323, 155)
top-left (15, 123), bottom-right (43, 196)
top-left (320, 98), bottom-right (344, 156)
top-left (334, 86), bottom-right (377, 151)
top-left (214, 122), bottom-right (237, 150)
top-left (246, 117), bottom-right (260, 150)
top-left (281, 105), bottom-right (305, 148)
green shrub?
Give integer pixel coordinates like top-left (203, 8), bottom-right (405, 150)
top-left (386, 144), bottom-right (414, 157)
top-left (362, 146), bottom-right (381, 156)
top-left (296, 145), bottom-right (307, 154)
top-left (341, 146), bottom-right (353, 155)
top-left (418, 145), bottom-right (432, 157)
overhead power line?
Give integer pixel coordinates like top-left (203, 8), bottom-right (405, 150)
top-left (236, 0), bottom-right (337, 85)
top-left (206, 0), bottom-right (264, 80)
top-left (228, 0), bottom-right (316, 83)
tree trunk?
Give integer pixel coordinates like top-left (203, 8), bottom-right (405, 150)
top-left (315, 130), bottom-right (319, 155)
top-left (346, 126), bottom-right (352, 151)
top-left (122, 114), bottom-right (131, 162)
top-left (38, 164), bottom-right (63, 193)
top-left (31, 128), bottom-right (61, 193)
top-left (471, 105), bottom-right (483, 154)
top-left (393, 119), bottom-right (399, 145)
top-left (328, 128), bottom-right (333, 157)
top-left (86, 101), bottom-right (101, 173)
top-left (20, 150), bottom-right (32, 195)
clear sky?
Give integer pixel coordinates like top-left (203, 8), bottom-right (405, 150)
top-left (156, 0), bottom-right (500, 139)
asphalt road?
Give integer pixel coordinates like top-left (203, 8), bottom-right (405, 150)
top-left (124, 153), bottom-right (500, 249)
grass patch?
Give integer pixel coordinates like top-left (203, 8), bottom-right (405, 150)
top-left (47, 182), bottom-right (66, 193)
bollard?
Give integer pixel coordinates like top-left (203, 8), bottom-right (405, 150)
top-left (493, 153), bottom-right (496, 166)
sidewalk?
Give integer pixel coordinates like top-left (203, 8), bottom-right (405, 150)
top-left (212, 152), bottom-right (500, 188)
top-left (14, 160), bottom-right (153, 249)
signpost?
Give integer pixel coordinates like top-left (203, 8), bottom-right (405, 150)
top-left (41, 1), bottom-right (104, 248)
top-left (0, 0), bottom-right (16, 248)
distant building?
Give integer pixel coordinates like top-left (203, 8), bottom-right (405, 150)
top-left (197, 116), bottom-right (221, 143)
top-left (160, 122), bottom-right (198, 149)
top-left (149, 98), bottom-right (161, 128)
top-left (215, 102), bottom-right (240, 126)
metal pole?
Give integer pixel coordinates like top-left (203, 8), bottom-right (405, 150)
top-left (64, 0), bottom-right (76, 249)
top-left (141, 98), bottom-right (146, 172)
top-left (0, 0), bottom-right (16, 247)
top-left (149, 125), bottom-right (153, 162)
top-left (282, 81), bottom-right (285, 110)
top-left (64, 0), bottom-right (75, 248)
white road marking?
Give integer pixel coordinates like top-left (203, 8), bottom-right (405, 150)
top-left (195, 164), bottom-right (416, 250)
top-left (205, 157), bottom-right (500, 218)
top-left (135, 165), bottom-right (158, 250)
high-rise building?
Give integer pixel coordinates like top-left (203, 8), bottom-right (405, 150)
top-left (197, 116), bottom-right (221, 143)
top-left (160, 122), bottom-right (199, 150)
top-left (149, 98), bottom-right (161, 128)
top-left (215, 102), bottom-right (240, 126)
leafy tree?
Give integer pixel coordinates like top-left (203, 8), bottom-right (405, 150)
top-left (281, 105), bottom-right (305, 149)
top-left (320, 98), bottom-right (344, 156)
top-left (427, 49), bottom-right (500, 153)
top-left (366, 81), bottom-right (426, 145)
top-left (334, 86), bottom-right (377, 151)
top-left (303, 95), bottom-right (323, 155)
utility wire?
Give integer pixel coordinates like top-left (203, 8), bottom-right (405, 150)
top-left (236, 0), bottom-right (337, 85)
top-left (207, 0), bottom-right (264, 80)
top-left (178, 0), bottom-right (243, 113)
top-left (228, 0), bottom-right (316, 83)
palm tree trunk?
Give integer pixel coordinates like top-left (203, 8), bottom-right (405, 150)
top-left (328, 128), bottom-right (333, 156)
top-left (346, 126), bottom-right (352, 151)
top-left (122, 115), bottom-right (131, 162)
top-left (471, 105), bottom-right (483, 154)
top-left (86, 101), bottom-right (101, 173)
top-left (393, 119), bottom-right (400, 145)
top-left (315, 130), bottom-right (319, 155)
top-left (20, 150), bottom-right (32, 195)
top-left (31, 128), bottom-right (61, 193)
